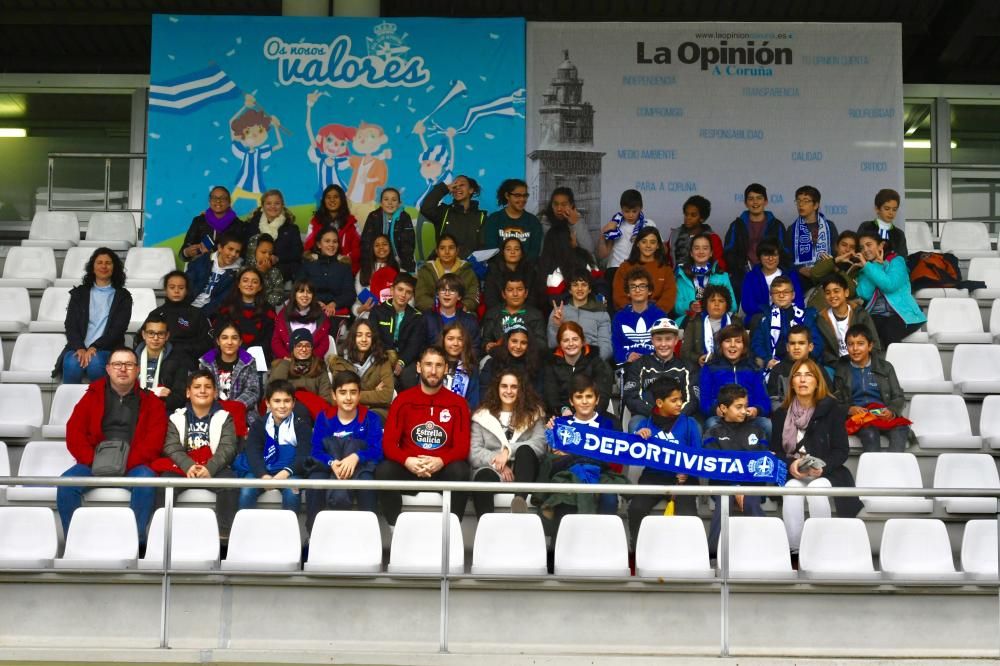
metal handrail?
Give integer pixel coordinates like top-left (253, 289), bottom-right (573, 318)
top-left (45, 151), bottom-right (146, 216)
top-left (907, 162), bottom-right (1000, 171)
top-left (2, 474), bottom-right (998, 657)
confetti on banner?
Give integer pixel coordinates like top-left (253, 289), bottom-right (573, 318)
top-left (226, 49), bottom-right (236, 56)
top-left (213, 121), bottom-right (220, 127)
top-left (478, 168), bottom-right (486, 176)
top-left (168, 16), bottom-right (178, 22)
top-left (176, 199), bottom-right (184, 204)
top-left (395, 125), bottom-right (401, 133)
top-left (203, 170), bottom-right (211, 177)
top-left (185, 144), bottom-right (192, 152)
top-left (480, 76), bottom-right (487, 81)
top-left (465, 144), bottom-right (474, 151)
top-left (236, 37), bottom-right (242, 44)
top-left (489, 33), bottom-right (499, 39)
top-left (426, 85), bottom-right (435, 93)
top-left (220, 157), bottom-right (229, 164)
top-left (168, 55), bottom-right (175, 60)
top-left (149, 133), bottom-right (160, 139)
top-left (407, 107), bottom-right (415, 113)
top-left (155, 198), bottom-right (163, 206)
top-left (484, 133), bottom-right (495, 139)
top-left (393, 95), bottom-right (399, 102)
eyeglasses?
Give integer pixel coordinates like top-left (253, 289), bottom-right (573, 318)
top-left (792, 371), bottom-right (816, 379)
top-left (143, 330), bottom-right (168, 338)
top-left (771, 290), bottom-right (794, 296)
top-left (438, 287), bottom-right (458, 294)
top-left (109, 361), bottom-right (138, 370)
top-left (628, 284), bottom-right (650, 291)
top-left (795, 198), bottom-right (815, 205)
top-left (509, 192), bottom-right (529, 199)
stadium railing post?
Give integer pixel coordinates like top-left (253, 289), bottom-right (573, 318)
top-left (439, 489), bottom-right (452, 654)
top-left (159, 486), bottom-right (174, 649)
top-left (719, 496), bottom-right (730, 657)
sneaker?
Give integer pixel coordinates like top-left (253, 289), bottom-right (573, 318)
top-left (510, 496), bottom-right (528, 513)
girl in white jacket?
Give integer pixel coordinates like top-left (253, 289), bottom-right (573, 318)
top-left (469, 369), bottom-right (548, 517)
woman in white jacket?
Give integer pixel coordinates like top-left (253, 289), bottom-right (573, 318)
top-left (469, 369), bottom-right (548, 517)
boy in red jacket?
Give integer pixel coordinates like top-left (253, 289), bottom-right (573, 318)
top-left (375, 345), bottom-right (471, 525)
top-left (57, 348), bottom-right (168, 540)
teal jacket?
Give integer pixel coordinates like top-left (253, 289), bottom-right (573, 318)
top-left (673, 263), bottom-right (737, 326)
top-left (854, 256), bottom-right (926, 326)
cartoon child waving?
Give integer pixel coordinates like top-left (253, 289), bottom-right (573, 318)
top-left (305, 91), bottom-right (354, 200)
top-left (229, 93), bottom-right (283, 207)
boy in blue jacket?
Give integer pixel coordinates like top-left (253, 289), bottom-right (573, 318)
top-left (187, 230), bottom-right (243, 315)
top-left (701, 325), bottom-right (772, 437)
top-left (306, 369), bottom-right (384, 530)
top-left (627, 376), bottom-right (702, 543)
top-left (237, 379), bottom-right (311, 511)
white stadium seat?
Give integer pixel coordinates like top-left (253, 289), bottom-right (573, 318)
top-left (879, 519), bottom-right (961, 580)
top-left (42, 383), bottom-right (88, 439)
top-left (80, 212), bottom-right (137, 251)
top-left (128, 288), bottom-right (159, 333)
top-left (54, 507), bottom-right (138, 569)
top-left (0, 246), bottom-right (57, 289)
top-left (0, 288), bottom-right (31, 332)
top-left (939, 221), bottom-right (994, 260)
top-left (0, 384), bottom-right (44, 438)
top-left (221, 509), bottom-right (301, 572)
top-left (6, 440), bottom-right (74, 503)
top-left (54, 246), bottom-right (92, 288)
top-left (553, 514), bottom-right (629, 577)
top-left (388, 512), bottom-right (464, 575)
top-left (29, 287), bottom-right (72, 333)
top-left (305, 511), bottom-right (383, 574)
top-left (139, 507), bottom-right (220, 571)
top-left (951, 344), bottom-right (1000, 394)
top-left (932, 453), bottom-right (1000, 514)
top-left (798, 518), bottom-right (877, 579)
top-left (23, 211), bottom-right (79, 250)
top-left (904, 221), bottom-right (934, 253)
top-left (124, 247), bottom-right (176, 289)
top-left (981, 396), bottom-right (1000, 449)
top-left (884, 343), bottom-right (953, 394)
top-left (926, 298), bottom-right (993, 344)
top-left (0, 333), bottom-right (67, 384)
top-left (855, 452), bottom-right (933, 513)
top-left (0, 507), bottom-right (58, 569)
top-left (990, 299), bottom-right (1000, 343)
top-left (906, 394), bottom-right (982, 449)
top-left (967, 258), bottom-right (1000, 300)
top-left (635, 515), bottom-right (714, 579)
top-left (961, 520), bottom-right (998, 579)
top-left (727, 517), bottom-right (796, 579)
top-left (472, 513), bottom-right (547, 576)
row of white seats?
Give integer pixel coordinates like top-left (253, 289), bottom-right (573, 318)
top-left (911, 297), bottom-right (1000, 345)
top-left (924, 220), bottom-right (1000, 260)
top-left (2, 441), bottom-right (997, 518)
top-left (0, 287), bottom-right (159, 335)
top-left (0, 507), bottom-right (994, 581)
top-left (0, 246), bottom-right (174, 290)
top-left (21, 211), bottom-right (137, 251)
top-left (888, 343), bottom-right (1000, 395)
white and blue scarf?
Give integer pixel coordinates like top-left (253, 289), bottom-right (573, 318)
top-left (701, 312), bottom-right (733, 360)
top-left (690, 264), bottom-right (712, 292)
top-left (769, 304), bottom-right (805, 359)
top-left (263, 413), bottom-right (297, 468)
top-left (603, 210), bottom-right (647, 241)
top-left (791, 213), bottom-right (833, 266)
top-left (445, 359), bottom-right (470, 397)
top-left (875, 218), bottom-right (893, 240)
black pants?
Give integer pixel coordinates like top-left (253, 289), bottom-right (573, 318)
top-left (872, 313), bottom-right (923, 347)
top-left (627, 468), bottom-right (698, 545)
top-left (156, 467), bottom-right (239, 536)
top-left (374, 458), bottom-right (470, 525)
top-left (471, 447), bottom-right (540, 518)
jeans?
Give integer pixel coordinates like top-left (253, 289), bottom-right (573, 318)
top-left (61, 350), bottom-right (110, 384)
top-left (305, 468), bottom-right (376, 532)
top-left (238, 472), bottom-right (302, 511)
top-left (708, 492), bottom-right (765, 556)
top-left (57, 463), bottom-right (156, 541)
top-left (856, 425), bottom-right (909, 453)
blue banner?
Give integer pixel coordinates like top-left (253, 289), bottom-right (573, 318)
top-left (146, 14), bottom-right (526, 250)
top-left (548, 418), bottom-right (787, 485)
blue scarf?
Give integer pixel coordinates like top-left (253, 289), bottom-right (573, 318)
top-left (603, 210), bottom-right (647, 241)
top-left (445, 359), bottom-right (470, 397)
top-left (547, 418), bottom-right (786, 485)
top-left (791, 214), bottom-right (832, 266)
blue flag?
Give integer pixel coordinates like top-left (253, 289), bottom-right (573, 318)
top-left (547, 418), bottom-right (787, 486)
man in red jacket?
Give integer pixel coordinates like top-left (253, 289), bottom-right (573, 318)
top-left (375, 345), bottom-right (471, 525)
top-left (57, 347), bottom-right (168, 540)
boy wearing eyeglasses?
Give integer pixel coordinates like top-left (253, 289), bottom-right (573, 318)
top-left (134, 313), bottom-right (194, 412)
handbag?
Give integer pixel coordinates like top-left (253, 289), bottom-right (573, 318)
top-left (91, 440), bottom-right (130, 476)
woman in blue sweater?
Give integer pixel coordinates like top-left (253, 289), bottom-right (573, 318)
top-left (700, 324), bottom-right (771, 437)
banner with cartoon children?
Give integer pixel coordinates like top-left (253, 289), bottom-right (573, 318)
top-left (145, 14), bottom-right (526, 256)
